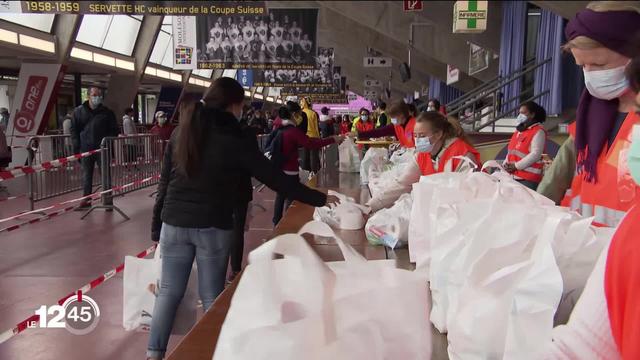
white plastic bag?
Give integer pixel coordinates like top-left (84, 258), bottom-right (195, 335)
top-left (338, 137), bottom-right (360, 173)
top-left (446, 204), bottom-right (563, 360)
top-left (213, 221), bottom-right (432, 360)
top-left (122, 247), bottom-right (198, 334)
top-left (365, 193), bottom-right (412, 249)
top-left (313, 190), bottom-right (371, 230)
top-left (360, 147), bottom-right (388, 185)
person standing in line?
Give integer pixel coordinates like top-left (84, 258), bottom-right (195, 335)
top-left (122, 107), bottom-right (138, 163)
top-left (150, 111), bottom-right (175, 142)
top-left (376, 102), bottom-right (388, 128)
top-left (71, 87), bottom-right (118, 210)
top-left (319, 106), bottom-right (332, 138)
top-left (340, 114), bottom-right (352, 135)
top-left (268, 106), bottom-right (343, 226)
top-left (0, 107), bottom-right (9, 132)
top-left (148, 78), bottom-right (332, 359)
top-left (503, 101), bottom-right (548, 191)
top-left (62, 111), bottom-right (73, 155)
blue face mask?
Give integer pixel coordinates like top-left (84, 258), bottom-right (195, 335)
top-left (415, 137), bottom-right (433, 153)
top-left (361, 115), bottom-right (368, 121)
top-left (390, 117), bottom-right (398, 125)
top-left (516, 113), bottom-right (528, 125)
top-left (628, 125), bottom-right (640, 185)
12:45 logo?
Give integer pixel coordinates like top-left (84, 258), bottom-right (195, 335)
top-left (29, 291), bottom-right (100, 335)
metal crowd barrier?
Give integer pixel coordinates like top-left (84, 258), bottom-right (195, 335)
top-left (257, 134), bottom-right (269, 153)
top-left (81, 134), bottom-right (163, 220)
top-left (27, 135), bottom-right (99, 211)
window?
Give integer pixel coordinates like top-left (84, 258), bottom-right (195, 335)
top-left (192, 69), bottom-right (213, 78)
top-left (0, 14), bottom-right (55, 32)
top-left (76, 15), bottom-right (142, 56)
top-left (222, 69), bottom-right (237, 78)
top-left (150, 16), bottom-right (174, 68)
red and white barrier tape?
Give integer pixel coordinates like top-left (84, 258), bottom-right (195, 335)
top-left (0, 175), bottom-right (160, 228)
top-left (110, 159), bottom-right (161, 167)
top-left (0, 244), bottom-right (157, 345)
top-left (0, 149), bottom-right (102, 182)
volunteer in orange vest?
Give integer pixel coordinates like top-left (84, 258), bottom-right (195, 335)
top-left (503, 101), bottom-right (547, 191)
top-left (355, 109), bottom-right (374, 150)
top-left (557, 2), bottom-right (640, 228)
top-left (356, 101), bottom-right (417, 148)
top-left (366, 111), bottom-right (480, 211)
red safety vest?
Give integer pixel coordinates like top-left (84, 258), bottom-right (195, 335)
top-left (605, 202), bottom-right (640, 359)
top-left (416, 138), bottom-right (481, 176)
top-left (565, 112), bottom-right (640, 227)
top-left (394, 117), bottom-right (416, 148)
top-left (506, 124), bottom-right (547, 183)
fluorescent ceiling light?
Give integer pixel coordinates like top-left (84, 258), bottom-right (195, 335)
top-left (188, 77), bottom-right (197, 85)
top-left (169, 72), bottom-right (182, 82)
top-left (70, 47), bottom-right (93, 61)
top-left (254, 93), bottom-right (264, 100)
top-left (156, 69), bottom-right (171, 79)
top-left (0, 28), bottom-right (18, 44)
top-left (202, 80), bottom-right (211, 87)
top-left (266, 96), bottom-right (274, 102)
top-left (19, 34), bottom-right (54, 53)
top-left (244, 90), bottom-right (251, 97)
top-left (93, 52), bottom-right (115, 66)
top-left (115, 58), bottom-right (134, 71)
top-left (144, 66), bottom-right (157, 76)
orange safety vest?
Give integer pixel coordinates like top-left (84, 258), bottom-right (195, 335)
top-left (565, 112), bottom-right (640, 227)
top-left (416, 138), bottom-right (481, 176)
top-left (506, 124), bottom-right (547, 183)
top-left (605, 202), bottom-right (640, 359)
top-left (394, 117), bottom-right (416, 148)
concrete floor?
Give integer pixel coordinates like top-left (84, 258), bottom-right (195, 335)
top-left (0, 181), bottom-right (278, 360)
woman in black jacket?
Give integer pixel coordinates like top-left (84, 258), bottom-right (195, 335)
top-left (147, 78), bottom-right (328, 360)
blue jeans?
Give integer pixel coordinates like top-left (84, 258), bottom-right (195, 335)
top-left (146, 223), bottom-right (233, 359)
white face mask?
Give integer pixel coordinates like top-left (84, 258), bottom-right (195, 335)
top-left (516, 113), bottom-right (529, 125)
top-left (583, 65), bottom-right (629, 100)
top-left (415, 137), bottom-right (433, 153)
top-left (390, 117), bottom-right (399, 125)
top-left (427, 106), bottom-right (435, 112)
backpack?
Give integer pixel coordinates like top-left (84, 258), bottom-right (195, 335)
top-left (264, 126), bottom-right (293, 169)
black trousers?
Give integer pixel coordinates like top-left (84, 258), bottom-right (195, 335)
top-left (230, 201), bottom-right (249, 272)
top-left (302, 148), bottom-right (320, 173)
top-left (81, 153), bottom-right (100, 197)
top-left (272, 174), bottom-right (299, 225)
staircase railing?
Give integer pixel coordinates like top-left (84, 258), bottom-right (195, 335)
top-left (446, 57), bottom-right (551, 132)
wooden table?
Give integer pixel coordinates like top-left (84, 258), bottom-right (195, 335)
top-left (167, 170), bottom-right (386, 360)
top-left (355, 140), bottom-right (395, 148)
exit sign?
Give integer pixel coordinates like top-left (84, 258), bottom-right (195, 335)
top-left (403, 0), bottom-right (423, 11)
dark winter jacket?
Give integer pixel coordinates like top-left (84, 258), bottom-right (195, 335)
top-left (151, 107), bottom-right (327, 240)
top-left (71, 102), bottom-right (118, 153)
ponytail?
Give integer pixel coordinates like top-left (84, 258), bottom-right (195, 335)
top-left (173, 99), bottom-right (204, 178)
top-left (173, 77), bottom-right (245, 178)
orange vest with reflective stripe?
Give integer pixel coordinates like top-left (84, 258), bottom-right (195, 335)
top-left (416, 138), bottom-right (481, 175)
top-left (394, 117), bottom-right (416, 148)
top-left (506, 124), bottom-right (547, 183)
top-left (567, 112), bottom-right (640, 227)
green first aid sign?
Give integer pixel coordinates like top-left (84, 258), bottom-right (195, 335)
top-left (453, 0), bottom-right (488, 33)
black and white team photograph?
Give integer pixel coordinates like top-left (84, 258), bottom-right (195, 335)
top-left (196, 8), bottom-right (318, 68)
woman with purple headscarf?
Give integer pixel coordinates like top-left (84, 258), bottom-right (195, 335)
top-left (543, 2), bottom-right (640, 359)
top-left (542, 1), bottom-right (640, 229)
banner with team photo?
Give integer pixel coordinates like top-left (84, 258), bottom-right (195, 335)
top-left (196, 8), bottom-right (318, 69)
top-left (254, 47), bottom-right (333, 87)
top-left (279, 65), bottom-right (342, 96)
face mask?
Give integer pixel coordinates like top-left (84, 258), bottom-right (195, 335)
top-left (390, 117), bottom-right (399, 125)
top-left (415, 137), bottom-right (433, 153)
top-left (427, 106), bottom-right (435, 112)
top-left (628, 125), bottom-right (640, 185)
top-left (516, 113), bottom-right (529, 125)
top-left (158, 117), bottom-right (168, 125)
top-left (361, 115), bottom-right (368, 121)
top-left (583, 65), bottom-right (629, 100)
top-left (90, 96), bottom-right (103, 107)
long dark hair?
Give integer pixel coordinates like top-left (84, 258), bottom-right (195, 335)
top-left (416, 111), bottom-right (472, 145)
top-left (173, 77), bottom-right (244, 178)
